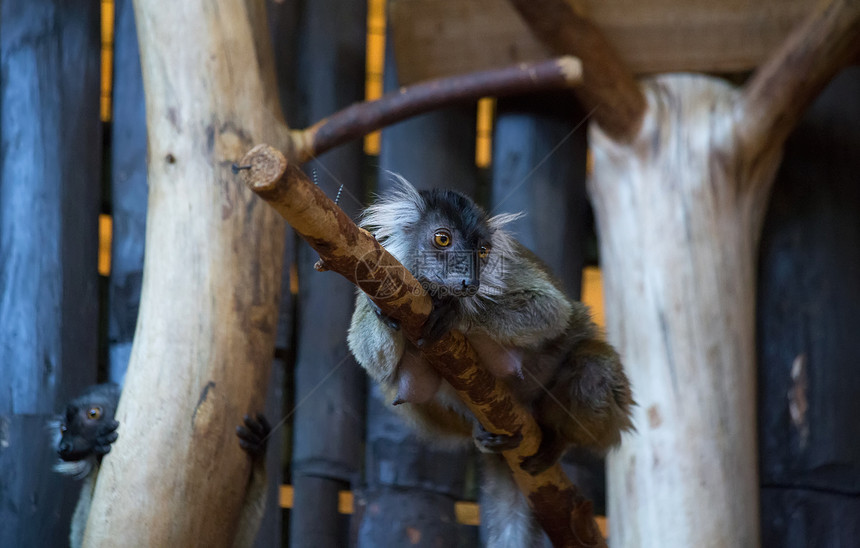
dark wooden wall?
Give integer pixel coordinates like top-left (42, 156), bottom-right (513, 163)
top-left (0, 1), bottom-right (102, 546)
top-left (757, 66), bottom-right (860, 547)
top-left (491, 94), bottom-right (591, 298)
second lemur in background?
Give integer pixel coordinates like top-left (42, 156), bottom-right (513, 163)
top-left (348, 176), bottom-right (634, 547)
top-left (52, 383), bottom-right (271, 548)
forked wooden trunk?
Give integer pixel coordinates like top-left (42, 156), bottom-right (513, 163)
top-left (591, 75), bottom-right (783, 547)
top-left (84, 1), bottom-right (289, 544)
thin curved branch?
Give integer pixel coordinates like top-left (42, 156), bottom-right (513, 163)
top-left (287, 56), bottom-right (582, 163)
top-left (507, 0), bottom-right (646, 142)
top-left (738, 0), bottom-right (860, 157)
top-left (238, 144), bottom-right (606, 548)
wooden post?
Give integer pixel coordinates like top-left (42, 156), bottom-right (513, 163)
top-left (260, 2), bottom-right (298, 546)
top-left (507, 0), bottom-right (860, 546)
top-left (287, 1), bottom-right (367, 546)
top-left (83, 1), bottom-right (290, 545)
top-left (0, 1), bottom-right (102, 545)
top-left (491, 94), bottom-right (590, 303)
top-left (592, 73), bottom-right (774, 547)
top-left (758, 67), bottom-right (860, 546)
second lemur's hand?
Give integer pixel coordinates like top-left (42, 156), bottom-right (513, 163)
top-left (236, 414), bottom-right (271, 459)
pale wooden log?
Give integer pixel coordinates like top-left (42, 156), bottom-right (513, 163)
top-left (390, 0), bottom-right (812, 84)
top-left (83, 1), bottom-right (289, 545)
top-left (590, 1), bottom-right (860, 544)
top-left (591, 74), bottom-right (778, 548)
top-left (240, 144), bottom-right (607, 548)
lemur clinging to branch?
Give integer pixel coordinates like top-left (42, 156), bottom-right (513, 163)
top-left (347, 176), bottom-right (634, 547)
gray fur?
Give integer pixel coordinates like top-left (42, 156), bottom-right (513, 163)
top-left (481, 454), bottom-right (547, 548)
top-left (348, 176), bottom-right (634, 546)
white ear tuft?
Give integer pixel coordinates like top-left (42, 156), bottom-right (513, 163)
top-left (488, 211), bottom-right (525, 230)
top-left (358, 172), bottom-right (426, 264)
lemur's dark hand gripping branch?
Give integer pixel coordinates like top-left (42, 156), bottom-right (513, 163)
top-left (238, 144), bottom-right (606, 548)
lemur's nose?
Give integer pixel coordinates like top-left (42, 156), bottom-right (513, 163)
top-left (462, 279), bottom-right (480, 295)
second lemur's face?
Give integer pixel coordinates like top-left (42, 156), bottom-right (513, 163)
top-left (410, 189), bottom-right (493, 298)
top-left (57, 400), bottom-right (113, 461)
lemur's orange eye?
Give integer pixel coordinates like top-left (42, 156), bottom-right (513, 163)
top-left (434, 231), bottom-right (452, 248)
top-left (478, 246), bottom-right (490, 259)
top-left (87, 407), bottom-right (103, 420)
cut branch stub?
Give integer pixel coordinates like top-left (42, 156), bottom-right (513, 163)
top-left (239, 144), bottom-right (430, 336)
top-left (239, 143), bottom-right (606, 548)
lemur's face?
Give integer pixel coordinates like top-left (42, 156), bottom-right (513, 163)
top-left (409, 190), bottom-right (493, 298)
top-left (57, 401), bottom-right (113, 461)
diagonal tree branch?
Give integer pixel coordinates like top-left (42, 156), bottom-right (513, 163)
top-left (284, 56), bottom-right (582, 163)
top-left (507, 0), bottom-right (646, 142)
top-left (738, 0), bottom-right (860, 159)
top-left (238, 144), bottom-right (606, 548)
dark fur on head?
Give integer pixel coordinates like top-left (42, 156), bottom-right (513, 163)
top-left (360, 173), bottom-right (522, 313)
top-left (50, 383), bottom-right (121, 480)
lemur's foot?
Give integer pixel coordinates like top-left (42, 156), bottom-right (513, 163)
top-left (473, 423), bottom-right (523, 453)
top-left (519, 429), bottom-right (565, 476)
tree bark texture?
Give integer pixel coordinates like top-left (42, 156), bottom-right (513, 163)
top-left (507, 0), bottom-right (645, 142)
top-left (0, 1), bottom-right (102, 545)
top-left (592, 74), bottom-right (779, 548)
top-left (528, 1), bottom-right (859, 545)
top-left (84, 1), bottom-right (289, 545)
top-left (293, 56), bottom-right (582, 163)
